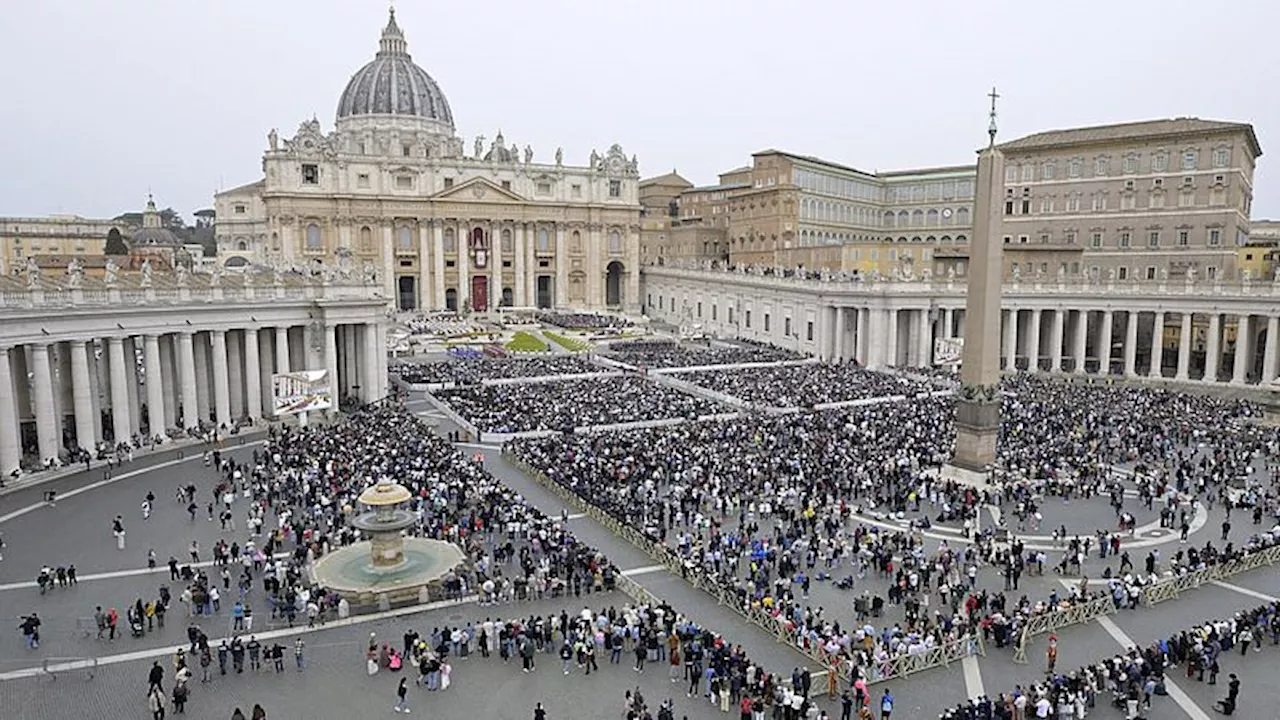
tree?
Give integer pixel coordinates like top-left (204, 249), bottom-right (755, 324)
top-left (104, 227), bottom-right (129, 255)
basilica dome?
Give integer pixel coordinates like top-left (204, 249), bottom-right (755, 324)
top-left (335, 9), bottom-right (454, 127)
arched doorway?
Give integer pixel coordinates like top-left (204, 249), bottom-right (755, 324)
top-left (501, 287), bottom-right (513, 307)
top-left (445, 288), bottom-right (458, 311)
top-left (606, 261), bottom-right (624, 307)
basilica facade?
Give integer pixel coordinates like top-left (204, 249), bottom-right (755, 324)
top-left (215, 9), bottom-right (642, 313)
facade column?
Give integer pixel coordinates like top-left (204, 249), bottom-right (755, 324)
top-left (1098, 310), bottom-right (1114, 375)
top-left (526, 223), bottom-right (537, 307)
top-left (1263, 315), bottom-right (1279, 383)
top-left (381, 223), bottom-right (395, 302)
top-left (178, 332), bottom-right (199, 430)
top-left (554, 223), bottom-right (568, 307)
top-left (143, 335), bottom-right (166, 438)
top-left (275, 326), bottom-right (291, 375)
top-left (833, 306), bottom-right (845, 362)
top-left (1027, 309), bottom-right (1043, 372)
top-left (1204, 313), bottom-right (1222, 382)
top-left (108, 337), bottom-right (133, 443)
top-left (211, 330), bottom-right (231, 428)
top-left (433, 221), bottom-right (446, 310)
top-left (1148, 312), bottom-right (1165, 379)
top-left (69, 340), bottom-right (95, 453)
top-left (325, 323), bottom-right (339, 416)
top-left (418, 220), bottom-right (432, 311)
top-left (1072, 310), bottom-right (1088, 374)
top-left (0, 348), bottom-right (19, 476)
top-left (1123, 311), bottom-right (1139, 377)
top-left (243, 328), bottom-right (262, 421)
top-left (942, 307), bottom-right (954, 339)
top-left (1002, 309), bottom-right (1017, 370)
top-left (31, 344), bottom-right (58, 463)
top-left (1232, 314), bottom-right (1251, 384)
top-left (513, 223), bottom-right (527, 307)
top-left (457, 220), bottom-right (470, 311)
top-left (490, 221), bottom-right (503, 310)
top-left (1048, 309), bottom-right (1064, 372)
top-left (1176, 313), bottom-right (1193, 381)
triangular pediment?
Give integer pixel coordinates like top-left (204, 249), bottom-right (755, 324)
top-left (432, 177), bottom-right (526, 202)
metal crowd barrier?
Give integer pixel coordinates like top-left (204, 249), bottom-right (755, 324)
top-left (1012, 594), bottom-right (1115, 664)
top-left (1143, 544), bottom-right (1280, 606)
top-left (505, 448), bottom-right (985, 688)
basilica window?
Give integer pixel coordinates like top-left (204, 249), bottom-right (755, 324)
top-left (443, 228), bottom-right (457, 252)
top-left (357, 173), bottom-right (370, 189)
top-left (395, 175), bottom-right (413, 190)
top-left (571, 184), bottom-right (582, 198)
top-left (537, 228), bottom-right (551, 252)
top-left (305, 223), bottom-right (322, 250)
top-left (609, 180), bottom-right (621, 198)
top-left (302, 164), bottom-right (319, 185)
top-left (443, 178), bottom-right (454, 189)
top-left (233, 204), bottom-right (246, 214)
top-left (501, 229), bottom-right (512, 253)
top-left (397, 227), bottom-right (413, 250)
top-left (537, 181), bottom-right (552, 195)
top-left (571, 231), bottom-right (582, 253)
top-left (609, 230), bottom-right (622, 254)
top-left (359, 226), bottom-right (372, 252)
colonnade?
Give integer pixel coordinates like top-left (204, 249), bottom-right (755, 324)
top-left (0, 321), bottom-right (388, 475)
top-left (820, 304), bottom-right (1280, 386)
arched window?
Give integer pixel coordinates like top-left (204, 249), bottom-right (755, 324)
top-left (305, 223), bottom-right (322, 250)
top-left (897, 211), bottom-right (908, 227)
top-left (956, 234), bottom-right (968, 244)
top-left (571, 230), bottom-right (582, 253)
top-left (956, 207), bottom-right (970, 226)
top-left (443, 228), bottom-right (456, 252)
top-left (397, 226), bottom-right (413, 250)
top-left (609, 230), bottom-right (622, 254)
top-left (884, 211), bottom-right (896, 228)
top-left (235, 238), bottom-right (247, 251)
top-left (501, 228), bottom-right (512, 253)
top-left (911, 210), bottom-right (924, 226)
top-left (926, 209), bottom-right (939, 226)
top-left (359, 226), bottom-right (372, 252)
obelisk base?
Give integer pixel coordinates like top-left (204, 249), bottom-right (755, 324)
top-left (947, 396), bottom-right (999, 488)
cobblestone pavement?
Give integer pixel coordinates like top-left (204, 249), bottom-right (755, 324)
top-left (2, 401), bottom-right (1279, 719)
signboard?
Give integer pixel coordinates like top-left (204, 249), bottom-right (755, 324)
top-left (934, 337), bottom-right (963, 366)
top-left (272, 370), bottom-right (332, 416)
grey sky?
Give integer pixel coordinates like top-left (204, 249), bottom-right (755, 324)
top-left (2, 0), bottom-right (1278, 220)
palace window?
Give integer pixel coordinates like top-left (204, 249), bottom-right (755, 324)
top-left (1068, 158), bottom-right (1082, 178)
top-left (1148, 231), bottom-right (1160, 247)
top-left (1123, 154), bottom-right (1138, 173)
top-left (1212, 148), bottom-right (1230, 168)
top-left (608, 180), bottom-right (622, 198)
top-left (571, 184), bottom-right (582, 198)
top-left (1020, 165), bottom-right (1034, 182)
top-left (1181, 150), bottom-right (1198, 170)
top-left (1152, 153), bottom-right (1167, 172)
top-left (402, 144), bottom-right (411, 157)
top-left (1208, 228), bottom-right (1221, 246)
top-left (1177, 229), bottom-right (1189, 246)
top-left (301, 164), bottom-right (319, 185)
top-left (1041, 161), bottom-right (1056, 180)
top-left (1094, 157), bottom-right (1109, 176)
top-left (1119, 232), bottom-right (1131, 248)
top-left (1005, 166), bottom-right (1018, 183)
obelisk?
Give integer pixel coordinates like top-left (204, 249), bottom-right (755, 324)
top-left (949, 89), bottom-right (1007, 478)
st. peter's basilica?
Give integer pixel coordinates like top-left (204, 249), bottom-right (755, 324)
top-left (215, 8), bottom-right (642, 313)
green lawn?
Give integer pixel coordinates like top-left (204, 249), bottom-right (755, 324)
top-left (544, 331), bottom-right (590, 352)
top-left (505, 331), bottom-right (549, 352)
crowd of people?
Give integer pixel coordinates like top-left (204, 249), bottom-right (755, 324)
top-left (435, 375), bottom-right (722, 433)
top-left (602, 339), bottom-right (803, 370)
top-left (392, 356), bottom-right (601, 385)
top-left (678, 362), bottom-right (933, 408)
top-left (540, 312), bottom-right (632, 330)
top-left (400, 313), bottom-right (483, 337)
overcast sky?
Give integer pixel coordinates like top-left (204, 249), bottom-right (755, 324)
top-left (2, 0), bottom-right (1278, 220)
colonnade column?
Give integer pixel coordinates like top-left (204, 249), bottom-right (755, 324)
top-left (31, 344), bottom-right (58, 462)
top-left (178, 332), bottom-right (199, 430)
top-left (1176, 313), bottom-right (1193, 381)
top-left (211, 330), bottom-right (231, 429)
top-left (856, 308), bottom-right (870, 366)
top-left (108, 337), bottom-right (133, 443)
top-left (916, 309), bottom-right (932, 367)
top-left (244, 328), bottom-right (262, 421)
top-left (324, 323), bottom-right (339, 417)
top-left (1148, 312), bottom-right (1165, 379)
top-left (0, 349), bottom-right (19, 475)
top-left (1002, 309), bottom-right (1017, 370)
top-left (1123, 311), bottom-right (1139, 377)
top-left (1048, 309), bottom-right (1064, 372)
top-left (227, 332), bottom-right (244, 419)
top-left (885, 309), bottom-right (898, 367)
top-left (275, 327), bottom-right (290, 375)
top-left (69, 340), bottom-right (95, 453)
top-left (1072, 311), bottom-right (1088, 373)
top-left (513, 223), bottom-right (526, 307)
top-left (833, 306), bottom-right (845, 362)
top-left (362, 323), bottom-right (380, 403)
top-left (143, 335), bottom-right (166, 438)
top-left (1027, 309), bottom-right (1043, 371)
top-left (1098, 310), bottom-right (1114, 375)
top-left (1264, 316), bottom-right (1280, 383)
top-left (1204, 313), bottom-right (1221, 382)
top-left (942, 307), bottom-right (954, 340)
top-left (1232, 314), bottom-right (1251, 385)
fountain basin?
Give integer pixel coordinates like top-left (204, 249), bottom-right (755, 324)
top-left (311, 537), bottom-right (467, 613)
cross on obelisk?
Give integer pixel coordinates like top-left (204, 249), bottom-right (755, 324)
top-left (947, 88), bottom-right (1008, 481)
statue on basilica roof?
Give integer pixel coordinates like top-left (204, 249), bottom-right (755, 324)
top-left (555, 147), bottom-right (563, 166)
top-left (524, 145), bottom-right (533, 164)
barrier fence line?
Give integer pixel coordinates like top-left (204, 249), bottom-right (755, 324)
top-left (1143, 544), bottom-right (1280, 606)
top-left (503, 450), bottom-right (985, 691)
top-left (1011, 594), bottom-right (1116, 664)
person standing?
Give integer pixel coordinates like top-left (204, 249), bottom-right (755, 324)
top-left (533, 703), bottom-right (547, 720)
top-left (147, 685), bottom-right (166, 719)
top-left (879, 689), bottom-right (893, 720)
top-left (294, 637), bottom-right (306, 670)
top-left (112, 515), bottom-right (126, 550)
top-left (394, 677), bottom-right (411, 713)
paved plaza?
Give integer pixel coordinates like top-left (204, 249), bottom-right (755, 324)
top-left (1, 381), bottom-right (1278, 720)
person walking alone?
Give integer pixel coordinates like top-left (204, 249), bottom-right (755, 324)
top-left (394, 676), bottom-right (411, 713)
top-left (147, 685), bottom-right (166, 719)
